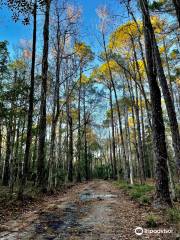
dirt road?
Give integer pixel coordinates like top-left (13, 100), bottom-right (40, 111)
top-left (0, 180), bottom-right (176, 239)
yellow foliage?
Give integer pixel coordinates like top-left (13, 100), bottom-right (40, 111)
top-left (176, 77), bottom-right (180, 86)
top-left (159, 46), bottom-right (165, 54)
top-left (130, 59), bottom-right (145, 79)
top-left (171, 51), bottom-right (177, 60)
top-left (128, 117), bottom-right (135, 127)
top-left (137, 99), bottom-right (146, 108)
top-left (109, 17), bottom-right (165, 52)
top-left (109, 20), bottom-right (142, 50)
top-left (46, 114), bottom-right (52, 125)
top-left (150, 16), bottom-right (165, 34)
top-left (86, 128), bottom-right (98, 145)
top-left (91, 60), bottom-right (120, 82)
top-left (10, 59), bottom-right (26, 70)
top-left (71, 109), bottom-right (78, 121)
top-left (81, 74), bottom-right (90, 84)
top-left (74, 42), bottom-right (93, 62)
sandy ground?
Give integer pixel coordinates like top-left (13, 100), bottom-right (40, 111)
top-left (0, 180), bottom-right (177, 239)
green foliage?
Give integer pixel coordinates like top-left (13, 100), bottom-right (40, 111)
top-left (130, 190), bottom-right (142, 200)
top-left (139, 195), bottom-right (151, 204)
top-left (74, 42), bottom-right (94, 66)
top-left (0, 41), bottom-right (9, 78)
top-left (115, 181), bottom-right (154, 204)
top-left (175, 184), bottom-right (180, 199)
top-left (55, 168), bottom-right (67, 184)
top-left (146, 214), bottom-right (158, 228)
top-left (149, 1), bottom-right (165, 11)
top-left (93, 164), bottom-right (112, 179)
top-left (167, 208), bottom-right (180, 223)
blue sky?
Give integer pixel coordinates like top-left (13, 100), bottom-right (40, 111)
top-left (0, 6), bottom-right (32, 55)
top-left (0, 0), bottom-right (122, 53)
top-left (0, 0), bottom-right (125, 130)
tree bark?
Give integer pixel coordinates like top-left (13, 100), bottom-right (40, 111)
top-left (77, 68), bottom-right (82, 182)
top-left (154, 39), bottom-right (180, 174)
top-left (172, 0), bottom-right (180, 27)
top-left (109, 86), bottom-right (117, 179)
top-left (68, 114), bottom-right (73, 182)
top-left (139, 0), bottom-right (172, 206)
top-left (48, 11), bottom-right (61, 190)
top-left (2, 124), bottom-right (11, 186)
top-left (19, 2), bottom-right (37, 197)
top-left (83, 87), bottom-right (89, 181)
top-left (37, 0), bottom-right (51, 188)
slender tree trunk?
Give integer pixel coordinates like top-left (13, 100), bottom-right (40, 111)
top-left (139, 0), bottom-right (172, 206)
top-left (154, 24), bottom-right (180, 178)
top-left (48, 13), bottom-right (61, 190)
top-left (0, 121), bottom-right (2, 164)
top-left (109, 86), bottom-right (117, 179)
top-left (109, 130), bottom-right (113, 178)
top-left (2, 124), bottom-right (11, 186)
top-left (83, 87), bottom-right (89, 180)
top-left (68, 113), bottom-right (73, 182)
top-left (9, 117), bottom-right (16, 194)
top-left (37, 0), bottom-right (51, 188)
top-left (163, 38), bottom-right (174, 102)
top-left (135, 83), bottom-right (146, 183)
top-left (172, 0), bottom-right (180, 27)
top-left (126, 75), bottom-right (142, 183)
top-left (19, 2), bottom-right (37, 197)
top-left (126, 110), bottom-right (134, 184)
top-left (77, 69), bottom-right (82, 182)
top-left (58, 114), bottom-right (62, 167)
top-left (102, 31), bottom-right (126, 181)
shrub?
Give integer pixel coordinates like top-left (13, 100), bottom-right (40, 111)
top-left (175, 184), bottom-right (180, 199)
top-left (130, 190), bottom-right (142, 200)
top-left (146, 214), bottom-right (158, 228)
top-left (139, 195), bottom-right (151, 204)
top-left (115, 181), bottom-right (154, 203)
top-left (167, 208), bottom-right (180, 223)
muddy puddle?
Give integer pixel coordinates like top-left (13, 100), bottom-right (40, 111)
top-left (32, 202), bottom-right (88, 239)
top-left (0, 185), bottom-right (118, 240)
top-left (79, 190), bottom-right (117, 202)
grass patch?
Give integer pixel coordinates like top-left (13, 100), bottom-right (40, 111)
top-left (114, 180), bottom-right (154, 204)
top-left (146, 214), bottom-right (159, 228)
top-left (139, 195), bottom-right (151, 204)
top-left (167, 207), bottom-right (180, 223)
top-left (175, 184), bottom-right (180, 199)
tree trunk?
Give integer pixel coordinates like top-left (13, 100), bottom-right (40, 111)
top-left (139, 0), bottom-right (172, 206)
top-left (83, 87), bottom-right (89, 181)
top-left (109, 86), bottom-right (117, 179)
top-left (102, 32), bottom-right (125, 181)
top-left (77, 69), bottom-right (82, 182)
top-left (68, 114), bottom-right (73, 182)
top-left (172, 0), bottom-right (180, 27)
top-left (2, 124), bottom-right (11, 186)
top-left (9, 117), bottom-right (16, 194)
top-left (153, 31), bottom-right (180, 175)
top-left (19, 2), bottom-right (37, 197)
top-left (37, 0), bottom-right (50, 188)
top-left (0, 121), bottom-right (2, 164)
top-left (48, 12), bottom-right (61, 190)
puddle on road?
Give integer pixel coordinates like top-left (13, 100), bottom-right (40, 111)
top-left (80, 190), bottom-right (117, 202)
top-left (33, 190), bottom-right (116, 238)
top-left (0, 189), bottom-right (117, 240)
top-left (34, 203), bottom-right (81, 238)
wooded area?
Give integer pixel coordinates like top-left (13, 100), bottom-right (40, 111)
top-left (0, 0), bottom-right (180, 212)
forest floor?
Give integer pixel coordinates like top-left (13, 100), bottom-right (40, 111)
top-left (0, 180), bottom-right (178, 240)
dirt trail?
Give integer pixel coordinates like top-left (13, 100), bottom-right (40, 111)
top-left (0, 180), bottom-right (176, 239)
